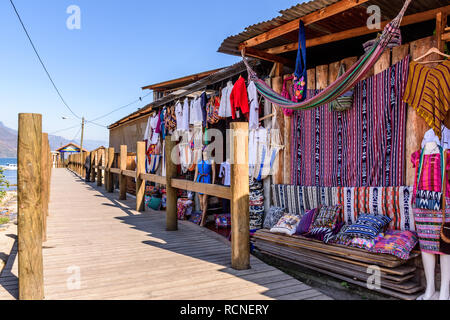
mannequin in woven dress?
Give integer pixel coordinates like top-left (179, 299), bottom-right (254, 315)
top-left (417, 141), bottom-right (450, 300)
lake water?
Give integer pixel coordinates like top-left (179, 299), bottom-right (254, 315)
top-left (0, 158), bottom-right (17, 191)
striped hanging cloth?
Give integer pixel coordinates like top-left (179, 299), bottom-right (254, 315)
top-left (242, 0), bottom-right (411, 111)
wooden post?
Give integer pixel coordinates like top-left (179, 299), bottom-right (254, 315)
top-left (97, 149), bottom-right (102, 187)
top-left (90, 151), bottom-right (95, 182)
top-left (272, 64), bottom-right (284, 185)
top-left (136, 142), bottom-right (146, 212)
top-left (106, 148), bottom-right (114, 193)
top-left (436, 12), bottom-right (447, 52)
top-left (41, 133), bottom-right (49, 243)
top-left (17, 113), bottom-right (44, 300)
top-left (230, 122), bottom-right (250, 270)
top-left (165, 137), bottom-right (178, 231)
top-left (119, 145), bottom-right (127, 200)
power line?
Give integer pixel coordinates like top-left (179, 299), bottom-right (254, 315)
top-left (88, 91), bottom-right (153, 123)
top-left (69, 126), bottom-right (82, 143)
top-left (9, 0), bottom-right (82, 120)
top-left (50, 124), bottom-right (80, 135)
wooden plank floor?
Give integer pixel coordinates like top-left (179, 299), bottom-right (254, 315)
top-left (0, 169), bottom-right (331, 300)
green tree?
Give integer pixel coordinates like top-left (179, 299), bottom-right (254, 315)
top-left (0, 167), bottom-right (9, 200)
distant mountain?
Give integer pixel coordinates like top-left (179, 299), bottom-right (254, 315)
top-left (0, 122), bottom-right (107, 158)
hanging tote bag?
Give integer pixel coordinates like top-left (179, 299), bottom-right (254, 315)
top-left (281, 76), bottom-right (294, 116)
top-left (292, 20), bottom-right (307, 103)
top-left (329, 64), bottom-right (354, 112)
top-left (415, 147), bottom-right (445, 211)
top-left (440, 152), bottom-right (450, 253)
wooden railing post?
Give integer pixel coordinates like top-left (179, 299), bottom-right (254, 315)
top-left (41, 133), bottom-right (49, 243)
top-left (90, 151), bottom-right (95, 182)
top-left (119, 145), bottom-right (127, 200)
top-left (230, 122), bottom-right (250, 270)
top-left (17, 113), bottom-right (44, 300)
top-left (106, 148), bottom-right (114, 192)
top-left (97, 149), bottom-right (102, 187)
top-left (136, 142), bottom-right (146, 212)
top-left (166, 136), bottom-right (178, 231)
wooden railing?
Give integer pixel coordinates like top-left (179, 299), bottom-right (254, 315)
top-left (16, 113), bottom-right (53, 300)
top-left (77, 123), bottom-right (250, 271)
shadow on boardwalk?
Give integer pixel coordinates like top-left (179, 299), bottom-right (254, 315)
top-left (0, 169), bottom-right (330, 300)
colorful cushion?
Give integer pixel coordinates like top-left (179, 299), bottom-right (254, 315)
top-left (370, 230), bottom-right (418, 260)
top-left (270, 215), bottom-right (301, 236)
top-left (263, 207), bottom-right (286, 229)
top-left (296, 208), bottom-right (318, 235)
top-left (311, 205), bottom-right (341, 229)
top-left (329, 224), bottom-right (353, 245)
top-left (304, 222), bottom-right (344, 243)
top-left (349, 234), bottom-right (384, 251)
top-left (344, 213), bottom-right (392, 239)
top-left (148, 197), bottom-right (162, 211)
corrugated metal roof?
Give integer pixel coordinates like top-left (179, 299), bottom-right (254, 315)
top-left (108, 59), bottom-right (260, 129)
top-left (218, 0), bottom-right (448, 56)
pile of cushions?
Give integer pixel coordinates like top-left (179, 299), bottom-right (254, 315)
top-left (265, 204), bottom-right (418, 260)
top-left (177, 198), bottom-right (193, 220)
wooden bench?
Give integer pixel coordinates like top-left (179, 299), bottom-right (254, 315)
top-left (252, 229), bottom-right (424, 300)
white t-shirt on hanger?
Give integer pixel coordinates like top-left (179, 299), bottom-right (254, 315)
top-left (247, 81), bottom-right (259, 130)
top-left (218, 81), bottom-right (233, 118)
top-left (190, 97), bottom-right (203, 125)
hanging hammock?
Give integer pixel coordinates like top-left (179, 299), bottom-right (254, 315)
top-left (242, 0), bottom-right (412, 111)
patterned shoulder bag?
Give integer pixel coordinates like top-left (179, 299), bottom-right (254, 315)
top-left (440, 151), bottom-right (450, 253)
top-left (415, 147), bottom-right (444, 211)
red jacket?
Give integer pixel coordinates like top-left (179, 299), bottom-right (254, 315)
top-left (229, 76), bottom-right (249, 119)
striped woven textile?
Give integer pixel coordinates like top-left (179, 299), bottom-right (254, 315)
top-left (291, 56), bottom-right (409, 187)
top-left (272, 185), bottom-right (415, 231)
top-left (414, 201), bottom-right (450, 254)
top-left (403, 60), bottom-right (450, 139)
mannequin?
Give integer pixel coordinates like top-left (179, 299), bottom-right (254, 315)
top-left (194, 150), bottom-right (216, 227)
top-left (416, 141), bottom-right (450, 300)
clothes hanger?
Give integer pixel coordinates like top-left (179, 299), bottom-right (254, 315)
top-left (414, 47), bottom-right (450, 64)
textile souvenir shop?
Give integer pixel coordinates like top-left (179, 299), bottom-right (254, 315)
top-left (108, 60), bottom-right (278, 237)
top-left (106, 0), bottom-right (450, 299)
top-left (214, 0), bottom-right (450, 300)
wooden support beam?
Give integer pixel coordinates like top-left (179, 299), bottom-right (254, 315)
top-left (136, 141), bottom-right (146, 212)
top-left (110, 168), bottom-right (121, 175)
top-left (243, 47), bottom-right (292, 66)
top-left (171, 179), bottom-right (232, 200)
top-left (140, 173), bottom-right (167, 185)
top-left (230, 122), bottom-right (250, 270)
top-left (436, 11), bottom-right (447, 52)
top-left (17, 113), bottom-right (44, 300)
top-left (443, 32), bottom-right (450, 41)
top-left (265, 5), bottom-right (450, 54)
top-left (165, 137), bottom-right (178, 231)
top-left (122, 170), bottom-right (136, 178)
top-left (106, 148), bottom-right (114, 193)
top-left (240, 0), bottom-right (369, 49)
top-left (119, 145), bottom-right (127, 200)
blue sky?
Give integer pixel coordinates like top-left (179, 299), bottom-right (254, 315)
top-left (0, 0), bottom-right (302, 142)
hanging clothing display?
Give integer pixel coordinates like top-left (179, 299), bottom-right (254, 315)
top-left (249, 178), bottom-right (264, 230)
top-left (218, 81), bottom-right (233, 118)
top-left (291, 56), bottom-right (409, 187)
top-left (421, 126), bottom-right (450, 150)
top-left (190, 97), bottom-right (203, 125)
top-left (200, 92), bottom-right (208, 127)
top-left (403, 60), bottom-right (450, 139)
top-left (219, 160), bottom-right (230, 186)
top-left (175, 100), bottom-right (189, 132)
top-left (247, 81), bottom-right (260, 129)
top-left (230, 76), bottom-right (250, 119)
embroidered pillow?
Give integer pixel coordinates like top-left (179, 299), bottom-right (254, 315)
top-left (344, 213), bottom-right (392, 239)
top-left (349, 233), bottom-right (385, 251)
top-left (263, 207), bottom-right (286, 229)
top-left (304, 222), bottom-right (344, 243)
top-left (311, 205), bottom-right (341, 229)
top-left (296, 208), bottom-right (318, 235)
top-left (370, 230), bottom-right (418, 260)
top-left (270, 215), bottom-right (301, 236)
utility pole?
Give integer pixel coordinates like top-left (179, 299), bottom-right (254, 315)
top-left (80, 117), bottom-right (85, 153)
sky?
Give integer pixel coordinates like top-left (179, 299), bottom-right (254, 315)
top-left (0, 0), bottom-right (302, 142)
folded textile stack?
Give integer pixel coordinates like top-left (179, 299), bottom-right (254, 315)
top-left (249, 178), bottom-right (264, 230)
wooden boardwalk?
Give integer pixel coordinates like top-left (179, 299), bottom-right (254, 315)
top-left (0, 169), bottom-right (330, 300)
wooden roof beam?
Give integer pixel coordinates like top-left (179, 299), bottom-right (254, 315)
top-left (238, 0), bottom-right (369, 50)
top-left (243, 47), bottom-right (293, 66)
top-left (265, 5), bottom-right (450, 55)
